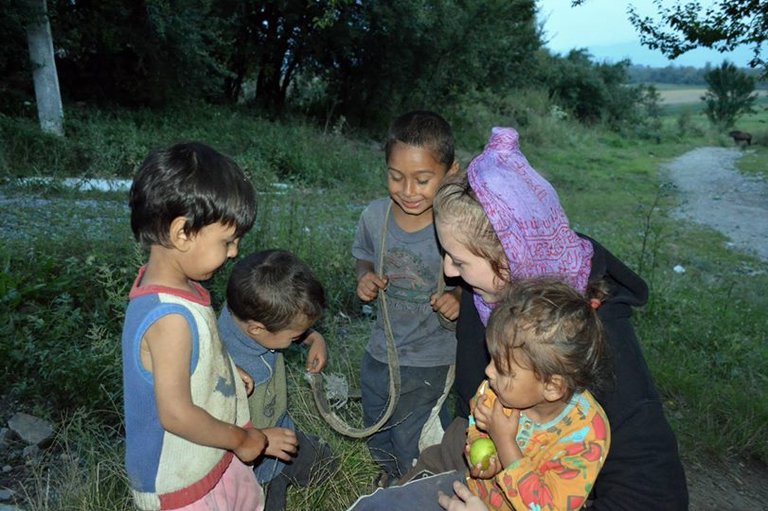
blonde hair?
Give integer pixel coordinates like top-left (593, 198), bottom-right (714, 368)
top-left (485, 277), bottom-right (609, 399)
top-left (433, 171), bottom-right (508, 281)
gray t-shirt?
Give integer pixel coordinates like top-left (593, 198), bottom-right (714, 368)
top-left (352, 198), bottom-right (456, 367)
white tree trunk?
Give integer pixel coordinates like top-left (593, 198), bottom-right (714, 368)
top-left (26, 0), bottom-right (64, 137)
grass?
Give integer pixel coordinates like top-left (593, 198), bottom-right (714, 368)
top-left (0, 104), bottom-right (381, 191)
top-left (17, 410), bottom-right (132, 511)
top-left (1, 102), bottom-right (766, 508)
top-left (738, 145), bottom-right (768, 179)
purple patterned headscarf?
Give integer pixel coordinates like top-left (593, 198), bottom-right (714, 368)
top-left (468, 127), bottom-right (593, 324)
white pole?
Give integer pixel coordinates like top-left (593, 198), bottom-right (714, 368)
top-left (26, 0), bottom-right (64, 137)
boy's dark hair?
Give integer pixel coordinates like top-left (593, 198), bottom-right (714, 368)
top-left (129, 142), bottom-right (256, 247)
top-left (226, 250), bottom-right (326, 332)
top-left (486, 277), bottom-right (610, 399)
top-left (384, 111), bottom-right (455, 169)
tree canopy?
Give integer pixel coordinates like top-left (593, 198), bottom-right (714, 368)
top-left (3, 1), bottom-right (541, 124)
top-left (2, 0), bottom-right (660, 134)
top-left (626, 0), bottom-right (767, 77)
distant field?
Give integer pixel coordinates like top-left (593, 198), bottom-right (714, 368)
top-left (656, 86), bottom-right (768, 105)
top-left (658, 88), bottom-right (707, 105)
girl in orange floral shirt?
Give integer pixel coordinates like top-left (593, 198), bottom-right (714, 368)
top-left (464, 278), bottom-right (611, 511)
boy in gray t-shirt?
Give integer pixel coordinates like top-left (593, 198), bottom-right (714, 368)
top-left (352, 111), bottom-right (461, 485)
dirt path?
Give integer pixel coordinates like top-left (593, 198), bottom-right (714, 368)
top-left (665, 146), bottom-right (768, 509)
top-left (685, 458), bottom-right (768, 510)
top-left (665, 146), bottom-right (768, 262)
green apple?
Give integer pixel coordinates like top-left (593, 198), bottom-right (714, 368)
top-left (469, 437), bottom-right (497, 470)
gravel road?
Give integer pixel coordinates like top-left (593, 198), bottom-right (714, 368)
top-left (665, 146), bottom-right (768, 262)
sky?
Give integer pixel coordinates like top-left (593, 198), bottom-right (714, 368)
top-left (537, 0), bottom-right (754, 68)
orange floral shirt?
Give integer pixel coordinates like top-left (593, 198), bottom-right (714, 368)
top-left (466, 383), bottom-right (610, 511)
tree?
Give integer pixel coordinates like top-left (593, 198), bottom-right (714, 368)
top-left (626, 0), bottom-right (768, 77)
top-left (542, 49), bottom-right (642, 127)
top-left (26, 0), bottom-right (63, 136)
top-left (324, 0), bottom-right (542, 129)
top-left (1, 0), bottom-right (545, 126)
top-left (213, 0), bottom-right (350, 109)
top-left (1, 0), bottom-right (36, 114)
top-left (48, 0), bottom-right (223, 106)
top-left (701, 60), bottom-right (757, 128)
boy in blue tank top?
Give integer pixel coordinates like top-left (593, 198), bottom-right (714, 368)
top-left (122, 142), bottom-right (266, 510)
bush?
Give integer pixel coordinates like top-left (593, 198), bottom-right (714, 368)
top-left (676, 108), bottom-right (706, 138)
top-left (541, 50), bottom-right (645, 129)
top-left (0, 114), bottom-right (83, 177)
top-left (444, 87), bottom-right (582, 158)
top-left (1, 250), bottom-right (130, 417)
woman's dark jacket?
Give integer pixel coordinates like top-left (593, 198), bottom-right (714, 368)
top-left (453, 235), bottom-right (688, 510)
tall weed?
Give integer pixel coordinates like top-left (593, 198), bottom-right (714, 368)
top-left (0, 104), bottom-right (381, 191)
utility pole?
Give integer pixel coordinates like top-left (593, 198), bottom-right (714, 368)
top-left (26, 0), bottom-right (64, 136)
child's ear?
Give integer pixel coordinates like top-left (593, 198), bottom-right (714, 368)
top-left (543, 375), bottom-right (567, 402)
top-left (447, 159), bottom-right (460, 175)
top-left (169, 216), bottom-right (192, 250)
top-left (245, 320), bottom-right (269, 339)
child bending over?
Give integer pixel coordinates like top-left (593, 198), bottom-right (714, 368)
top-left (218, 250), bottom-right (336, 511)
top-left (122, 142), bottom-right (265, 510)
top-left (465, 278), bottom-right (611, 511)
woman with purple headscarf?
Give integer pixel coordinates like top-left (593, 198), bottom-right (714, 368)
top-left (432, 128), bottom-right (688, 510)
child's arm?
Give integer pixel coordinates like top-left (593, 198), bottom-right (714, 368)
top-left (302, 329), bottom-right (328, 373)
top-left (145, 314), bottom-right (267, 463)
top-left (356, 259), bottom-right (388, 302)
top-left (431, 286), bottom-right (462, 321)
